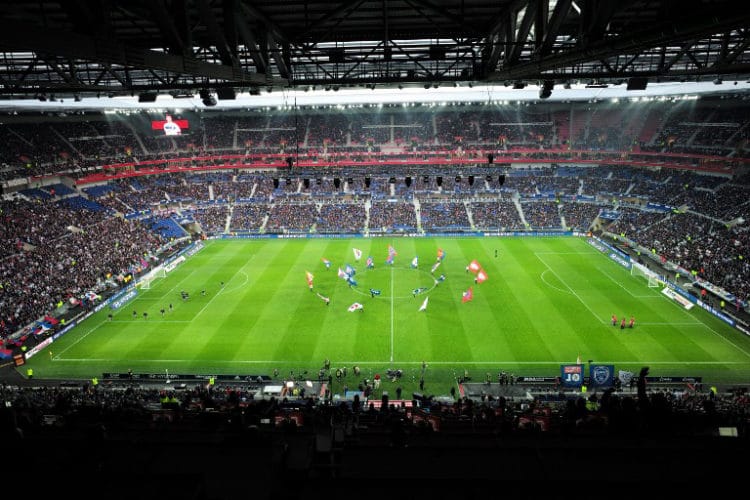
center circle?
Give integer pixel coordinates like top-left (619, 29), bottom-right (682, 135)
top-left (348, 265), bottom-right (441, 299)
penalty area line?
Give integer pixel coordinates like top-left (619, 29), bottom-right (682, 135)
top-left (535, 253), bottom-right (605, 324)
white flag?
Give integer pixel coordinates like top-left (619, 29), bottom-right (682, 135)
top-left (348, 302), bottom-right (364, 312)
top-left (353, 248), bottom-right (363, 261)
top-left (418, 296), bottom-right (429, 312)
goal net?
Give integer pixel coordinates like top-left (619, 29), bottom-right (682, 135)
top-left (631, 261), bottom-right (662, 288)
top-left (139, 267), bottom-right (167, 289)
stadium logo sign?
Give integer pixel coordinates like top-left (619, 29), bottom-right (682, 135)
top-left (110, 289), bottom-right (138, 310)
top-left (608, 252), bottom-right (631, 269)
top-left (591, 365), bottom-right (612, 386)
top-left (588, 238), bottom-right (606, 253)
top-left (181, 241), bottom-right (205, 258)
top-left (52, 320), bottom-right (77, 340)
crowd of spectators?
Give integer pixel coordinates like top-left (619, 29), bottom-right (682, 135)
top-left (0, 201), bottom-right (164, 337)
top-left (1, 97), bottom-right (749, 182)
top-left (522, 201), bottom-right (562, 229)
top-left (469, 201), bottom-right (524, 231)
top-left (419, 202), bottom-right (471, 231)
top-left (317, 203), bottom-right (366, 233)
top-left (369, 202), bottom-right (418, 232)
top-left (1, 375), bottom-right (748, 458)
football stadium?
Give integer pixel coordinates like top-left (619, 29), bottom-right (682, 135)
top-left (1, 1), bottom-right (750, 497)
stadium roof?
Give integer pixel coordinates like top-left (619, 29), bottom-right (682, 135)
top-left (0, 0), bottom-right (749, 100)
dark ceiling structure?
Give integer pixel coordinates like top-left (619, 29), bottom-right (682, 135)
top-left (0, 0), bottom-right (748, 97)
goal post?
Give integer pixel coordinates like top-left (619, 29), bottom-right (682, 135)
top-left (138, 266), bottom-right (166, 290)
top-left (631, 261), bottom-right (663, 288)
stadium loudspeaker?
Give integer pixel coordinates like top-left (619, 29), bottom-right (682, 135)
top-left (499, 174), bottom-right (506, 186)
top-left (423, 175), bottom-right (429, 183)
top-left (488, 153), bottom-right (494, 164)
top-left (303, 178), bottom-right (310, 189)
top-left (468, 175), bottom-right (474, 186)
top-left (273, 178), bottom-right (279, 189)
top-left (486, 175), bottom-right (492, 182)
top-left (334, 178), bottom-right (341, 189)
top-left (285, 157), bottom-right (293, 168)
top-left (316, 178), bottom-right (322, 185)
top-left (626, 77), bottom-right (648, 90)
top-left (216, 88), bottom-right (236, 100)
top-left (405, 176), bottom-right (412, 187)
top-left (436, 176), bottom-right (442, 186)
top-left (138, 92), bottom-right (157, 102)
top-left (199, 89), bottom-right (217, 106)
top-left (365, 177), bottom-right (371, 188)
top-left (455, 175), bottom-right (461, 183)
top-left (347, 178), bottom-right (353, 185)
top-left (389, 177), bottom-right (396, 184)
top-left (539, 80), bottom-right (554, 99)
top-left (286, 178), bottom-right (292, 185)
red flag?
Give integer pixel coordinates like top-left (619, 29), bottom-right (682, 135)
top-left (476, 269), bottom-right (488, 284)
top-left (461, 287), bottom-right (474, 303)
top-left (468, 260), bottom-right (482, 273)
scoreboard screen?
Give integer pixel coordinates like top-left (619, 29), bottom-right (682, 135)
top-left (560, 364), bottom-right (583, 388)
top-left (151, 115), bottom-right (189, 135)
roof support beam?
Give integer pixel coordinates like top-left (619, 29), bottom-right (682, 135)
top-left (149, 0), bottom-right (187, 56)
top-left (507, 0), bottom-right (538, 64)
top-left (0, 21), bottom-right (272, 86)
top-left (197, 0), bottom-right (238, 67)
top-left (489, 5), bottom-right (750, 80)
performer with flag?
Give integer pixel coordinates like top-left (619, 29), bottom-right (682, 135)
top-left (337, 267), bottom-right (348, 280)
top-left (348, 302), bottom-right (364, 312)
top-left (321, 258), bottom-right (332, 269)
top-left (305, 271), bottom-right (314, 291)
top-left (353, 248), bottom-right (363, 261)
top-left (411, 256), bottom-right (419, 268)
top-left (316, 292), bottom-right (330, 306)
top-left (369, 288), bottom-right (381, 298)
top-left (386, 244), bottom-right (397, 265)
top-left (476, 268), bottom-right (488, 284)
top-left (462, 287), bottom-right (474, 303)
top-left (430, 260), bottom-right (441, 274)
top-left (412, 287), bottom-right (429, 297)
top-left (437, 248), bottom-right (445, 261)
top-left (366, 256), bottom-right (375, 269)
top-left (468, 259), bottom-right (482, 273)
top-left (418, 296), bottom-right (429, 312)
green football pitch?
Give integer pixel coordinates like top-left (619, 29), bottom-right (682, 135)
top-left (25, 237), bottom-right (750, 389)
